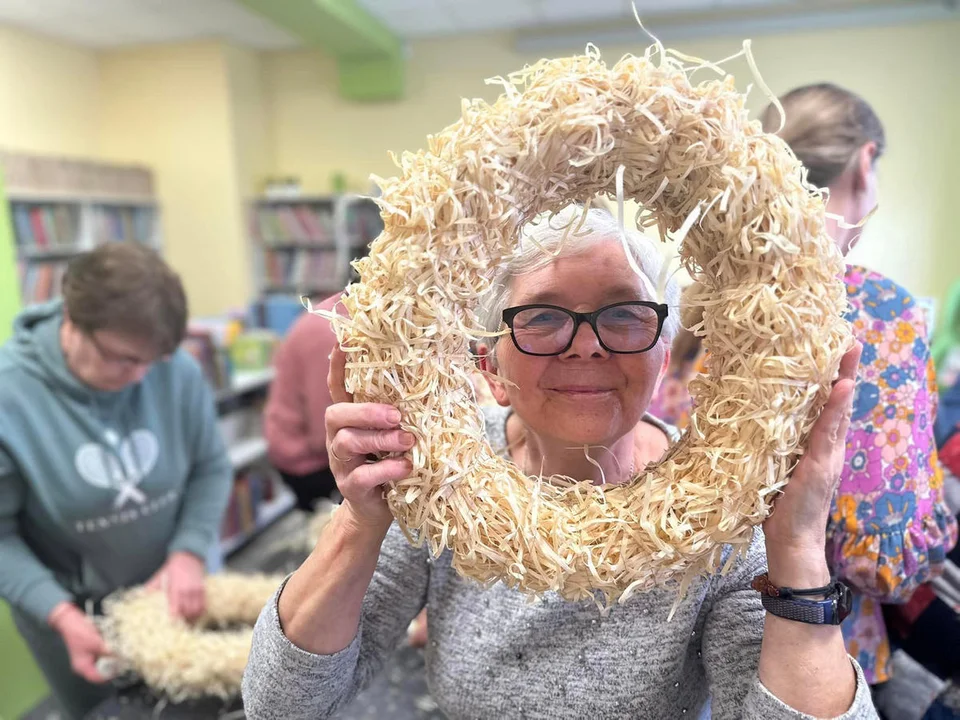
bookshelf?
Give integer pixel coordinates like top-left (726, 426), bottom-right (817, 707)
top-left (251, 194), bottom-right (382, 298)
top-left (0, 151), bottom-right (161, 307)
top-left (185, 313), bottom-right (292, 560)
top-left (12, 197), bottom-right (160, 306)
top-left (214, 369), bottom-right (295, 559)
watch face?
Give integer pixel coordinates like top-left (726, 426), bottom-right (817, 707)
top-left (836, 582), bottom-right (853, 622)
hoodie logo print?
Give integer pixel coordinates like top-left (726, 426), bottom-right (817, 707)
top-left (74, 429), bottom-right (159, 509)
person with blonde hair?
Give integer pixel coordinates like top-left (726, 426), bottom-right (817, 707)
top-left (760, 83), bottom-right (957, 693)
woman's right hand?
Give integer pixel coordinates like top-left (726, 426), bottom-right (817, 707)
top-left (48, 602), bottom-right (110, 684)
top-left (326, 346), bottom-right (414, 534)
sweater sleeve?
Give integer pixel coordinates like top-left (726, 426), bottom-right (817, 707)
top-left (242, 523), bottom-right (430, 720)
top-left (167, 354), bottom-right (233, 559)
top-left (702, 531), bottom-right (878, 720)
top-left (0, 446), bottom-right (73, 623)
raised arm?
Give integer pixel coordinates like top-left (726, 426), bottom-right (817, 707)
top-left (242, 347), bottom-right (425, 719)
top-left (706, 343), bottom-right (877, 718)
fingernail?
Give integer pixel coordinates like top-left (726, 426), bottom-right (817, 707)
top-left (389, 410), bottom-right (402, 424)
top-left (401, 432), bottom-right (415, 446)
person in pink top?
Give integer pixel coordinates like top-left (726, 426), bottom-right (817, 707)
top-left (265, 292), bottom-right (342, 511)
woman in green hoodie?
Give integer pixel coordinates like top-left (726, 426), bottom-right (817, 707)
top-left (0, 243), bottom-right (233, 719)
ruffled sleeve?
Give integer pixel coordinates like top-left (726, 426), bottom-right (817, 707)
top-left (827, 491), bottom-right (956, 602)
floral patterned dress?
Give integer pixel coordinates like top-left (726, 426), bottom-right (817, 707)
top-left (829, 265), bottom-right (958, 684)
top-left (647, 265), bottom-right (958, 685)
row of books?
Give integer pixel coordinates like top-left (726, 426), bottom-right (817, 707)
top-left (11, 203), bottom-right (155, 252)
top-left (262, 248), bottom-right (341, 289)
top-left (94, 206), bottom-right (154, 244)
top-left (18, 260), bottom-right (67, 304)
top-left (11, 204), bottom-right (81, 249)
top-left (220, 467), bottom-right (281, 544)
top-left (254, 206), bottom-right (335, 245)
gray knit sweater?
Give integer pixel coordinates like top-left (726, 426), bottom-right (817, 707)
top-left (242, 407), bottom-right (877, 720)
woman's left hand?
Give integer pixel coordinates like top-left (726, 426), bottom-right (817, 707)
top-left (762, 342), bottom-right (862, 585)
top-left (146, 551), bottom-right (207, 621)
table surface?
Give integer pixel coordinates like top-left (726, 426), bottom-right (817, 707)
top-left (86, 687), bottom-right (243, 720)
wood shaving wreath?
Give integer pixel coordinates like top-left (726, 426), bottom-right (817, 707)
top-left (327, 39), bottom-right (850, 606)
top-left (99, 573), bottom-right (283, 701)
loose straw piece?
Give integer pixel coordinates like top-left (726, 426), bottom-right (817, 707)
top-left (328, 41), bottom-right (849, 607)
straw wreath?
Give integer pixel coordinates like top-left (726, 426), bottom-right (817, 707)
top-left (328, 39), bottom-right (849, 606)
top-left (98, 573), bottom-right (283, 701)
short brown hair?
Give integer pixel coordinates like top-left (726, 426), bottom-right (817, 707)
top-left (62, 243), bottom-right (188, 356)
top-left (761, 83), bottom-right (886, 189)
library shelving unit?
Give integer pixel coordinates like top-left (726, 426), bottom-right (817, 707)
top-left (185, 321), bottom-right (293, 560)
top-left (215, 367), bottom-right (295, 559)
top-left (0, 151), bottom-right (161, 307)
top-left (250, 193), bottom-right (383, 299)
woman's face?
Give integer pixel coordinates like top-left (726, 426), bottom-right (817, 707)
top-left (483, 239), bottom-right (669, 448)
top-left (63, 321), bottom-right (158, 392)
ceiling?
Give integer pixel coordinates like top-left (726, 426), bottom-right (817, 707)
top-left (0, 0), bottom-right (299, 49)
top-left (0, 0), bottom-right (945, 49)
top-left (355, 0), bottom-right (795, 39)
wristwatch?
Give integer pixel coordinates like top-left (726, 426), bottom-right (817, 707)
top-left (751, 573), bottom-right (853, 625)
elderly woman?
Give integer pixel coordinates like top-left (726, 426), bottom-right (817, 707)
top-left (242, 206), bottom-right (876, 719)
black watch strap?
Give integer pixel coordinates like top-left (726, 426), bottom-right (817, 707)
top-left (758, 592), bottom-right (847, 625)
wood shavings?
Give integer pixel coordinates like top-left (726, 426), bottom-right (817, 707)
top-left (326, 42), bottom-right (849, 606)
top-left (99, 573), bottom-right (283, 702)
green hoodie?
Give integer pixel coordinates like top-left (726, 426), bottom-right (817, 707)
top-left (0, 301), bottom-right (232, 624)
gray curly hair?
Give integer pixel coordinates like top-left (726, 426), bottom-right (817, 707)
top-left (477, 205), bottom-right (680, 360)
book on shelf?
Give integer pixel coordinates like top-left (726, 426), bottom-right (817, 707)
top-left (263, 247), bottom-right (340, 289)
top-left (93, 205), bottom-right (154, 244)
top-left (18, 261), bottom-right (68, 304)
top-left (220, 467), bottom-right (281, 547)
top-left (254, 205), bottom-right (334, 245)
top-left (11, 203), bottom-right (81, 251)
top-left (181, 329), bottom-right (230, 391)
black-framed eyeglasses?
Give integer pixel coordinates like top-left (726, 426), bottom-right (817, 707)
top-left (502, 301), bottom-right (669, 357)
top-left (86, 332), bottom-right (156, 369)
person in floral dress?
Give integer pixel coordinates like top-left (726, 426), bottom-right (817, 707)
top-left (761, 84), bottom-right (957, 689)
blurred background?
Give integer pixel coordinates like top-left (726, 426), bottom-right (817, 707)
top-left (0, 0), bottom-right (957, 718)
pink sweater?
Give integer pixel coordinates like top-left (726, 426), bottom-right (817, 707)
top-left (264, 293), bottom-right (342, 475)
